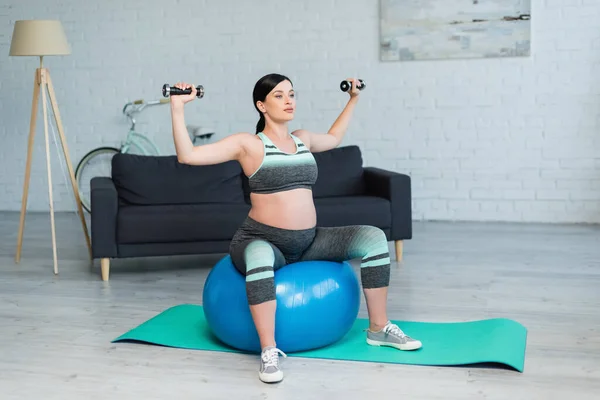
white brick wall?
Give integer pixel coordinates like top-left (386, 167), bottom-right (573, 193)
top-left (1, 0), bottom-right (599, 223)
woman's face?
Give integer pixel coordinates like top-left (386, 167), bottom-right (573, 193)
top-left (258, 80), bottom-right (296, 123)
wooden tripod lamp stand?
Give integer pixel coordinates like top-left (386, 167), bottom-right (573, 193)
top-left (9, 20), bottom-right (91, 274)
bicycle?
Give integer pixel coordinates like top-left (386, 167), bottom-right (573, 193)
top-left (75, 97), bottom-right (214, 213)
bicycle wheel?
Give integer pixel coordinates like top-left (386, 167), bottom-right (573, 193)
top-left (75, 147), bottom-right (119, 213)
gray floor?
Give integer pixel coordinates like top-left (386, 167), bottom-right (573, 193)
top-left (1, 211), bottom-right (599, 399)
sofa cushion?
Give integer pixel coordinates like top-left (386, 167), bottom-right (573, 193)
top-left (312, 145), bottom-right (366, 198)
top-left (117, 203), bottom-right (250, 244)
top-left (314, 196), bottom-right (391, 228)
top-left (112, 154), bottom-right (245, 205)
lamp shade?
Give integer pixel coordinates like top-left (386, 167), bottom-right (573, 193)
top-left (9, 20), bottom-right (71, 56)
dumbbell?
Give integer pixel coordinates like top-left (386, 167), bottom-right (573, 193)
top-left (340, 79), bottom-right (365, 92)
top-left (162, 83), bottom-right (205, 98)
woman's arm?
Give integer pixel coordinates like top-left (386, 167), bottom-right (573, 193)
top-left (294, 78), bottom-right (361, 153)
top-left (170, 83), bottom-right (251, 165)
top-left (171, 103), bottom-right (250, 165)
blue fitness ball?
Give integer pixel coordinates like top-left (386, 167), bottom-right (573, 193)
top-left (202, 255), bottom-right (360, 353)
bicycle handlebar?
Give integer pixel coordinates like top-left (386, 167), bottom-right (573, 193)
top-left (123, 98), bottom-right (170, 116)
top-left (122, 97), bottom-right (170, 130)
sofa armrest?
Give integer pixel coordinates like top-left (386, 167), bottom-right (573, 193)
top-left (91, 177), bottom-right (119, 259)
top-left (363, 167), bottom-right (412, 240)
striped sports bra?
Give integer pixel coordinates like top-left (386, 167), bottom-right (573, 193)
top-left (248, 132), bottom-right (318, 194)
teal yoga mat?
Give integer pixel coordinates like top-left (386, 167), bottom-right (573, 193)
top-left (113, 304), bottom-right (527, 372)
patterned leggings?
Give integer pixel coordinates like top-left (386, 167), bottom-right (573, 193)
top-left (229, 217), bottom-right (391, 305)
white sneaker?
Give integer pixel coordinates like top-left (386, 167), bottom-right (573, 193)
top-left (259, 346), bottom-right (287, 383)
top-left (366, 321), bottom-right (422, 351)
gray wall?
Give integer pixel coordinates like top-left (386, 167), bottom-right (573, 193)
top-left (1, 0), bottom-right (599, 223)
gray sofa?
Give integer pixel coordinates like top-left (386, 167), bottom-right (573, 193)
top-left (90, 145), bottom-right (412, 280)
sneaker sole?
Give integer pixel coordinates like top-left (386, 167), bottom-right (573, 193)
top-left (259, 370), bottom-right (283, 383)
top-left (366, 337), bottom-right (422, 351)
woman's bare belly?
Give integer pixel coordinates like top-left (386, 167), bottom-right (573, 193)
top-left (248, 189), bottom-right (317, 230)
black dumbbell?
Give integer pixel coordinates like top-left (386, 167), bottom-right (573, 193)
top-left (162, 83), bottom-right (205, 98)
top-left (340, 79), bottom-right (365, 92)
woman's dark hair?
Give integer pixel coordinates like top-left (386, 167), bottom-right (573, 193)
top-left (253, 73), bottom-right (293, 134)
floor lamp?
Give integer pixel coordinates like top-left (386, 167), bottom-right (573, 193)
top-left (9, 20), bottom-right (92, 274)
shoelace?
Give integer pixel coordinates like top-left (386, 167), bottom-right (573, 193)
top-left (383, 323), bottom-right (407, 338)
top-left (262, 347), bottom-right (287, 368)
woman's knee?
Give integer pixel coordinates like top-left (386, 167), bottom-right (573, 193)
top-left (243, 240), bottom-right (277, 305)
top-left (358, 226), bottom-right (391, 288)
top-left (363, 225), bottom-right (387, 241)
top-left (355, 226), bottom-right (388, 254)
top-left (244, 240), bottom-right (276, 267)
top-left (230, 239), bottom-right (273, 273)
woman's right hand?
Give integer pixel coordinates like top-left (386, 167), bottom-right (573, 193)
top-left (170, 82), bottom-right (197, 106)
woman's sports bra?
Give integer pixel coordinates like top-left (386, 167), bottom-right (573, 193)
top-left (247, 132), bottom-right (318, 194)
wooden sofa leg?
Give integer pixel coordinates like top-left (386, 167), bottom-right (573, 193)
top-left (101, 258), bottom-right (110, 281)
top-left (395, 240), bottom-right (403, 262)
